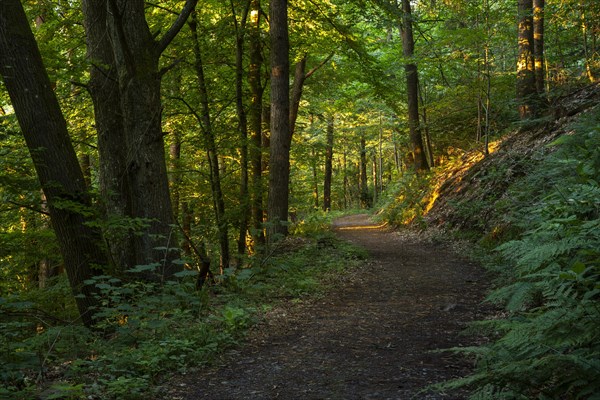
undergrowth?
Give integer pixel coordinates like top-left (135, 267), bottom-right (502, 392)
top-left (0, 227), bottom-right (366, 399)
top-left (441, 109), bottom-right (600, 399)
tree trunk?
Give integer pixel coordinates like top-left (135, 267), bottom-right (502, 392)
top-left (267, 0), bottom-right (291, 243)
top-left (249, 0), bottom-right (265, 246)
top-left (359, 133), bottom-right (370, 208)
top-left (517, 0), bottom-right (537, 119)
top-left (0, 0), bottom-right (107, 327)
top-left (312, 147), bottom-right (319, 209)
top-left (82, 0), bottom-right (134, 271)
top-left (190, 13), bottom-right (230, 270)
top-left (533, 0), bottom-right (545, 95)
top-left (290, 55), bottom-right (307, 139)
top-left (231, 0), bottom-right (251, 258)
top-left (401, 0), bottom-right (429, 171)
top-left (83, 0), bottom-right (197, 280)
top-left (323, 114), bottom-right (334, 212)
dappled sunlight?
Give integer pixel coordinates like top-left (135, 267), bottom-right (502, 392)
top-left (335, 222), bottom-right (387, 231)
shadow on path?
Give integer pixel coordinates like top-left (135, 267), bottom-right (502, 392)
top-left (174, 214), bottom-right (488, 400)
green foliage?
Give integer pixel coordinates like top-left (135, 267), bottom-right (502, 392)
top-left (0, 232), bottom-right (364, 398)
top-left (376, 172), bottom-right (432, 227)
top-left (444, 109), bottom-right (600, 399)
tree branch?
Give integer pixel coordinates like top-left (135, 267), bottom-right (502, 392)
top-left (156, 0), bottom-right (199, 55)
top-left (305, 52), bottom-right (334, 79)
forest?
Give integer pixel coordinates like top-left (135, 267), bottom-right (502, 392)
top-left (1, 0), bottom-right (599, 398)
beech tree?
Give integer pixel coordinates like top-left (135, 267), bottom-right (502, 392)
top-left (82, 0), bottom-right (197, 278)
top-left (0, 0), bottom-right (106, 327)
top-left (267, 0), bottom-right (291, 242)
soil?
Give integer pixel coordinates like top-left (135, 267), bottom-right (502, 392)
top-left (169, 214), bottom-right (490, 399)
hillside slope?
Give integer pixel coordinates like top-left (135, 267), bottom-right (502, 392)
top-left (422, 83), bottom-right (600, 239)
top-left (409, 84), bottom-right (600, 399)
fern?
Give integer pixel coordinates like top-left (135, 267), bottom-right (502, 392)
top-left (442, 108), bottom-right (600, 399)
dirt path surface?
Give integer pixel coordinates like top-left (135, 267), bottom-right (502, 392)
top-left (174, 214), bottom-right (488, 399)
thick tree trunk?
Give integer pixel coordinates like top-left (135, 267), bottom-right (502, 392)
top-left (83, 0), bottom-right (197, 279)
top-left (517, 0), bottom-right (537, 119)
top-left (267, 0), bottom-right (291, 243)
top-left (0, 0), bottom-right (107, 327)
top-left (323, 115), bottom-right (334, 212)
top-left (401, 0), bottom-right (429, 171)
top-left (82, 0), bottom-right (134, 271)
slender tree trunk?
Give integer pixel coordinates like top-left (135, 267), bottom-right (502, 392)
top-left (343, 145), bottom-right (348, 209)
top-left (190, 13), bottom-right (230, 270)
top-left (169, 135), bottom-right (182, 221)
top-left (323, 114), bottom-right (334, 212)
top-left (0, 0), bottom-right (107, 327)
top-left (401, 0), bottom-right (429, 171)
top-left (517, 0), bottom-right (537, 118)
top-left (312, 147), bottom-right (319, 209)
top-left (249, 0), bottom-right (265, 246)
top-left (418, 82), bottom-right (434, 168)
top-left (267, 0), bottom-right (291, 243)
top-left (581, 8), bottom-right (598, 83)
top-left (290, 55), bottom-right (307, 139)
top-left (533, 0), bottom-right (545, 95)
top-left (231, 0), bottom-right (251, 258)
top-left (359, 133), bottom-right (370, 208)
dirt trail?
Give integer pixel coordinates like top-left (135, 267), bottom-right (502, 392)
top-left (174, 214), bottom-right (488, 399)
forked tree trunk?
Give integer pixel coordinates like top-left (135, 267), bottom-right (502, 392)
top-left (82, 0), bottom-right (197, 279)
top-left (0, 0), bottom-right (107, 327)
top-left (82, 0), bottom-right (134, 271)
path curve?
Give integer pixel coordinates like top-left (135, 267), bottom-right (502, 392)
top-left (174, 214), bottom-right (488, 399)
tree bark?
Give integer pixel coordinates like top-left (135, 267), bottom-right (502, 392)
top-left (323, 114), bottom-right (334, 212)
top-left (400, 0), bottom-right (429, 171)
top-left (83, 0), bottom-right (197, 279)
top-left (290, 55), bottom-right (307, 139)
top-left (517, 0), bottom-right (537, 119)
top-left (267, 0), bottom-right (291, 243)
top-left (249, 0), bottom-right (265, 246)
top-left (82, 0), bottom-right (134, 271)
top-left (0, 0), bottom-right (107, 327)
top-left (231, 0), bottom-right (251, 258)
top-left (533, 0), bottom-right (545, 95)
top-left (359, 133), bottom-right (370, 208)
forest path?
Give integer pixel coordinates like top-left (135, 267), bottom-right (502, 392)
top-left (174, 214), bottom-right (488, 399)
